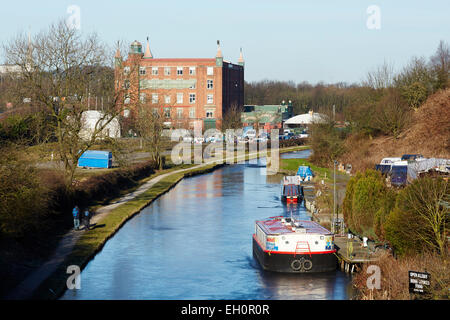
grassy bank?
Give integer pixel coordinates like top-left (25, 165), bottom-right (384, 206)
top-left (279, 158), bottom-right (332, 181)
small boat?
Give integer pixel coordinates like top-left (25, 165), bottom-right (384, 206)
top-left (253, 216), bottom-right (337, 273)
top-left (296, 166), bottom-right (314, 181)
top-left (281, 176), bottom-right (304, 204)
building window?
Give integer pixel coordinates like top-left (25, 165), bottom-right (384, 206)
top-left (140, 93), bottom-right (146, 103)
top-left (206, 110), bottom-right (214, 118)
top-left (124, 66), bottom-right (130, 74)
top-left (207, 67), bottom-right (213, 75)
top-left (207, 94), bottom-right (213, 104)
top-left (152, 108), bottom-right (159, 116)
top-left (189, 67), bottom-right (196, 75)
top-left (139, 67), bottom-right (146, 75)
top-left (189, 108), bottom-right (195, 119)
top-left (177, 108), bottom-right (183, 119)
top-left (207, 80), bottom-right (213, 89)
top-left (177, 67), bottom-right (183, 75)
top-left (123, 80), bottom-right (130, 89)
top-left (152, 93), bottom-right (158, 104)
top-left (164, 107), bottom-right (170, 118)
top-left (189, 93), bottom-right (196, 104)
top-left (124, 94), bottom-right (130, 104)
top-left (177, 93), bottom-right (183, 104)
top-left (152, 67), bottom-right (158, 75)
top-left (189, 82), bottom-right (196, 89)
top-left (164, 67), bottom-right (171, 75)
top-left (164, 95), bottom-right (171, 104)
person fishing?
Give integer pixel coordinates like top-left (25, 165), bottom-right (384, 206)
top-left (72, 205), bottom-right (80, 230)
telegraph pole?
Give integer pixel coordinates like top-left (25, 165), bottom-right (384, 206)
top-left (332, 104), bottom-right (336, 234)
top-left (333, 159), bottom-right (337, 234)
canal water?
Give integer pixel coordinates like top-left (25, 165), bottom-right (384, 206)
top-left (61, 150), bottom-right (354, 300)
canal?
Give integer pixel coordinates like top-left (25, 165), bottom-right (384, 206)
top-left (61, 150), bottom-right (354, 300)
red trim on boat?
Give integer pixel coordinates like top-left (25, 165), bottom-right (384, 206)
top-left (252, 234), bottom-right (336, 255)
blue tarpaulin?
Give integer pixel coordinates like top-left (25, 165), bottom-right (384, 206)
top-left (78, 150), bottom-right (112, 168)
top-left (296, 166), bottom-right (313, 179)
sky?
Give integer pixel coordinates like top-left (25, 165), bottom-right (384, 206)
top-left (1, 0), bottom-right (449, 85)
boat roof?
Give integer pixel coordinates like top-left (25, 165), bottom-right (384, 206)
top-left (283, 176), bottom-right (301, 185)
top-left (256, 216), bottom-right (332, 236)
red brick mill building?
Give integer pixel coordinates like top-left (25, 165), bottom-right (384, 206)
top-left (115, 39), bottom-right (244, 131)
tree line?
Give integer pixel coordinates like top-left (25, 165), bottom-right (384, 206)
top-left (247, 40), bottom-right (449, 168)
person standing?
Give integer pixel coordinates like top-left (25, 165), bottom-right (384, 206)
top-left (72, 205), bottom-right (80, 230)
top-left (83, 209), bottom-right (91, 230)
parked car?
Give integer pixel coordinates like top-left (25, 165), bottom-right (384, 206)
top-left (193, 137), bottom-right (204, 144)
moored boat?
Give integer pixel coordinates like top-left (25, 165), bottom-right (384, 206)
top-left (281, 176), bottom-right (304, 204)
top-left (253, 216), bottom-right (337, 273)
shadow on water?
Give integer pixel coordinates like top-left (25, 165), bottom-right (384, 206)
top-left (60, 150), bottom-right (354, 300)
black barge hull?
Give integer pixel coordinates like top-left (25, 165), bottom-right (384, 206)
top-left (253, 237), bottom-right (337, 273)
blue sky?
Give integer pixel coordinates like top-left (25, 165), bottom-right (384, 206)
top-left (1, 0), bottom-right (449, 84)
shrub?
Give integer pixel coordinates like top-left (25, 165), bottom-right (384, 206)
top-left (384, 177), bottom-right (449, 255)
top-left (0, 160), bottom-right (48, 238)
top-left (353, 251), bottom-right (449, 300)
top-left (73, 160), bottom-right (158, 208)
top-left (308, 123), bottom-right (346, 167)
top-left (278, 138), bottom-right (306, 148)
top-left (343, 169), bottom-right (394, 239)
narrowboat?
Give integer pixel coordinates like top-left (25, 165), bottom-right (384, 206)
top-left (281, 176), bottom-right (304, 204)
top-left (253, 216), bottom-right (337, 273)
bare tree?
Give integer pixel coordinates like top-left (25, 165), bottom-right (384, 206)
top-left (222, 103), bottom-right (242, 130)
top-left (373, 89), bottom-right (411, 138)
top-left (2, 21), bottom-right (128, 190)
top-left (134, 104), bottom-right (165, 169)
top-left (364, 60), bottom-right (396, 90)
top-left (430, 40), bottom-right (450, 90)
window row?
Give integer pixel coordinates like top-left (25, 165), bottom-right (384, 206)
top-left (124, 79), bottom-right (212, 90)
top-left (160, 107), bottom-right (215, 119)
top-left (137, 93), bottom-right (214, 105)
top-left (136, 66), bottom-right (215, 76)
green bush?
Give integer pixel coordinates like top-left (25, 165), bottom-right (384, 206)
top-left (342, 172), bottom-right (359, 228)
top-left (343, 169), bottom-right (394, 239)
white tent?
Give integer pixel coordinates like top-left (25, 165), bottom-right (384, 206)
top-left (284, 111), bottom-right (327, 126)
top-left (80, 110), bottom-right (121, 140)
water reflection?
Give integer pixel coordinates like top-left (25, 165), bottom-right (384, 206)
top-left (61, 152), bottom-right (353, 300)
